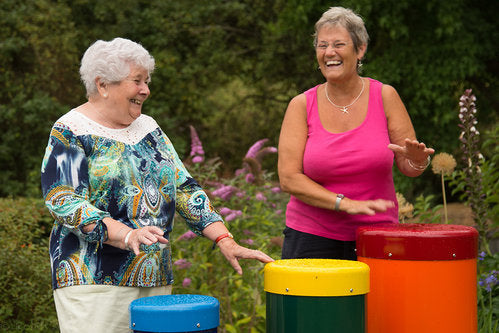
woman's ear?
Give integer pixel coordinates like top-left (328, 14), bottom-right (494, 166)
top-left (95, 77), bottom-right (109, 98)
top-left (357, 44), bottom-right (367, 60)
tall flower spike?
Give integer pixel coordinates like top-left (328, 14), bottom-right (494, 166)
top-left (457, 89), bottom-right (489, 252)
top-left (245, 139), bottom-right (269, 159)
top-left (189, 125), bottom-right (204, 163)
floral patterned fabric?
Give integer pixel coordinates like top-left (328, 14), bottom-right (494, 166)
top-left (41, 110), bottom-right (222, 289)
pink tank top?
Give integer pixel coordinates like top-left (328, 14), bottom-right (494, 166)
top-left (285, 78), bottom-right (398, 241)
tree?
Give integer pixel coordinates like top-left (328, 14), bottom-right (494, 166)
top-left (0, 0), bottom-right (496, 197)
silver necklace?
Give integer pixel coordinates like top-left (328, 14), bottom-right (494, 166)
top-left (325, 79), bottom-right (365, 114)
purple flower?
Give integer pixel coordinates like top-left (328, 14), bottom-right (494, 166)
top-left (224, 210), bottom-right (242, 222)
top-left (192, 156), bottom-right (204, 163)
top-left (243, 229), bottom-right (254, 236)
top-left (275, 209), bottom-right (283, 215)
top-left (478, 251), bottom-right (486, 261)
top-left (254, 147), bottom-right (278, 161)
top-left (189, 126), bottom-right (205, 163)
top-left (212, 185), bottom-right (238, 201)
top-left (178, 230), bottom-right (197, 241)
top-left (479, 270), bottom-right (498, 292)
top-left (271, 186), bottom-right (282, 193)
top-left (219, 207), bottom-right (232, 216)
top-left (182, 278), bottom-right (192, 287)
top-left (174, 259), bottom-right (192, 269)
top-left (241, 239), bottom-right (254, 246)
top-left (245, 139), bottom-right (269, 159)
top-left (245, 173), bottom-right (255, 183)
top-left (255, 192), bottom-right (266, 201)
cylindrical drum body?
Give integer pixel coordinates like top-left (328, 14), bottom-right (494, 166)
top-left (129, 294), bottom-right (219, 333)
top-left (264, 259), bottom-right (370, 333)
top-left (357, 223), bottom-right (478, 333)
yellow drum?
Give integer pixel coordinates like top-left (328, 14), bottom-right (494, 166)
top-left (264, 259), bottom-right (369, 333)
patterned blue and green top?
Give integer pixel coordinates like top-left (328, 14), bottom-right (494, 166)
top-left (41, 110), bottom-right (222, 290)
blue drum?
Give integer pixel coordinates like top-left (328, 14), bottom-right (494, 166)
top-left (130, 294), bottom-right (219, 333)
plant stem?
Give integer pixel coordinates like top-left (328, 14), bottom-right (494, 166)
top-left (441, 173), bottom-right (448, 224)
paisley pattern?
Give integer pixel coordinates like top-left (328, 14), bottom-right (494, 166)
top-left (42, 110), bottom-right (222, 289)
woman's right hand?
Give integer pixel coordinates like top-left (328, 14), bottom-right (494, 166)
top-left (125, 226), bottom-right (169, 255)
top-left (339, 197), bottom-right (395, 215)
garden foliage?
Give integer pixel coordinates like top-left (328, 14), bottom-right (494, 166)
top-left (0, 198), bottom-right (58, 332)
top-left (0, 126), bottom-right (497, 331)
top-left (1, 0), bottom-right (497, 198)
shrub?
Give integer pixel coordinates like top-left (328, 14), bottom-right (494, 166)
top-left (0, 197), bottom-right (58, 332)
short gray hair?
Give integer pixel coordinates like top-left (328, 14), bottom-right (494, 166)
top-left (313, 7), bottom-right (369, 53)
top-left (80, 37), bottom-right (155, 97)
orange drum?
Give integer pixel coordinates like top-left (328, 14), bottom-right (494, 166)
top-left (357, 224), bottom-right (478, 333)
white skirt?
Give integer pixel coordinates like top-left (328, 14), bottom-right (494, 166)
top-left (53, 284), bottom-right (172, 333)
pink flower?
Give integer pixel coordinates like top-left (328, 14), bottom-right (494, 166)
top-left (182, 278), bottom-right (192, 287)
top-left (255, 192), bottom-right (266, 201)
top-left (219, 207), bottom-right (232, 216)
top-left (275, 209), bottom-right (282, 215)
top-left (245, 173), bottom-right (255, 183)
top-left (243, 229), bottom-right (254, 236)
top-left (174, 259), bottom-right (192, 269)
top-left (224, 209), bottom-right (243, 222)
top-left (241, 239), bottom-right (254, 245)
top-left (189, 126), bottom-right (205, 163)
top-left (192, 156), bottom-right (204, 164)
top-left (178, 230), bottom-right (197, 241)
top-left (245, 139), bottom-right (269, 159)
top-left (212, 185), bottom-right (238, 201)
top-left (271, 187), bottom-right (281, 193)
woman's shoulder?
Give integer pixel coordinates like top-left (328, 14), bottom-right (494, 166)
top-left (53, 110), bottom-right (160, 144)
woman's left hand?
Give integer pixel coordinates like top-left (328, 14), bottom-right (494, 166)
top-left (388, 138), bottom-right (435, 164)
top-left (217, 238), bottom-right (274, 275)
top-left (127, 226), bottom-right (169, 256)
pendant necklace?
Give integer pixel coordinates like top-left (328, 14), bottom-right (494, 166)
top-left (325, 78), bottom-right (365, 114)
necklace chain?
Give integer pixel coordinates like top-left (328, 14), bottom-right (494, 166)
top-left (325, 79), bottom-right (365, 114)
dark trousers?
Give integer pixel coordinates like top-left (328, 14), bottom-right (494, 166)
top-left (281, 226), bottom-right (357, 260)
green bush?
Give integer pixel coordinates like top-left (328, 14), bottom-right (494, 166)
top-left (0, 197), bottom-right (58, 332)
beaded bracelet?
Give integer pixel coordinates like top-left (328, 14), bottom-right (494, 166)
top-left (124, 230), bottom-right (133, 251)
top-left (407, 156), bottom-right (431, 171)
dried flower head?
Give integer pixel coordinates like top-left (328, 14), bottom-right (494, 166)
top-left (396, 192), bottom-right (413, 222)
top-left (431, 152), bottom-right (457, 176)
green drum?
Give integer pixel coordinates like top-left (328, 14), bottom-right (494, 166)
top-left (264, 259), bottom-right (369, 333)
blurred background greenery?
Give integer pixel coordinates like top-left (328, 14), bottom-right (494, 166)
top-left (0, 1), bottom-right (497, 331)
top-left (0, 0), bottom-right (497, 200)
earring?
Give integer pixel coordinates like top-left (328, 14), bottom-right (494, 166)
top-left (357, 59), bottom-right (363, 69)
top-left (103, 93), bottom-right (108, 98)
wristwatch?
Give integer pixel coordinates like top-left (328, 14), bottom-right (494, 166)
top-left (335, 194), bottom-right (344, 211)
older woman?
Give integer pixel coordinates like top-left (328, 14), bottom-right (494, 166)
top-left (41, 37), bottom-right (273, 332)
top-left (278, 7), bottom-right (434, 260)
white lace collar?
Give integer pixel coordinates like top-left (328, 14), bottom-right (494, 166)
top-left (56, 110), bottom-right (159, 145)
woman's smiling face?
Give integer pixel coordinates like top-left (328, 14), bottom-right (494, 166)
top-left (316, 24), bottom-right (365, 82)
top-left (106, 63), bottom-right (151, 124)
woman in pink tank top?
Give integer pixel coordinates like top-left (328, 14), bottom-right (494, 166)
top-left (278, 7), bottom-right (435, 260)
